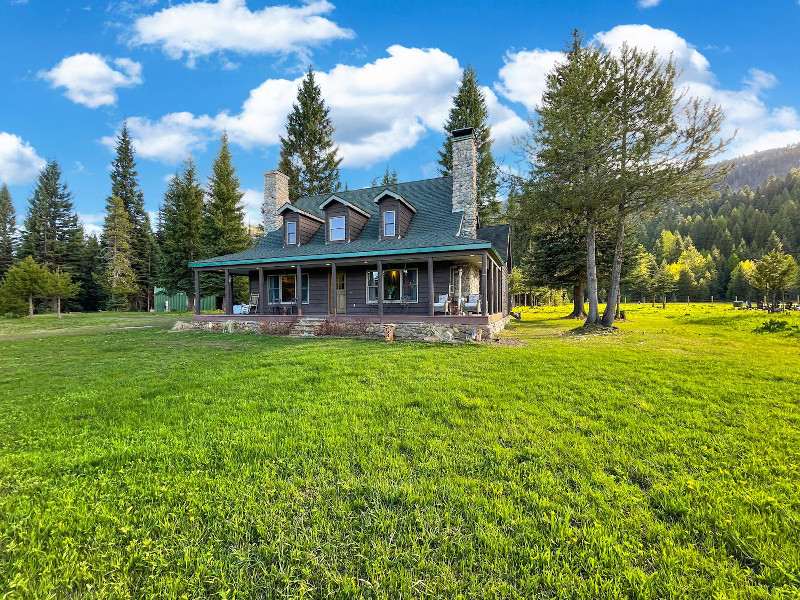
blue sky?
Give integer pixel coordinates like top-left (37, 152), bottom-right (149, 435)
top-left (2, 0), bottom-right (799, 236)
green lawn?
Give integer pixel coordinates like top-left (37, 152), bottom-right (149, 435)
top-left (1, 305), bottom-right (799, 598)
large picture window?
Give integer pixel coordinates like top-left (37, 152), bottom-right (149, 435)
top-left (285, 221), bottom-right (297, 245)
top-left (366, 268), bottom-right (418, 303)
top-left (267, 274), bottom-right (309, 304)
top-left (383, 210), bottom-right (396, 237)
top-left (329, 215), bottom-right (346, 241)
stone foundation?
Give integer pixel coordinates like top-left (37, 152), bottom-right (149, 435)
top-left (173, 316), bottom-right (510, 343)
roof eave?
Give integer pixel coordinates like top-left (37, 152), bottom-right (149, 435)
top-left (189, 242), bottom-right (500, 268)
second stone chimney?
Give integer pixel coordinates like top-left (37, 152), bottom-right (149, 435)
top-left (262, 169), bottom-right (290, 233)
top-left (451, 127), bottom-right (477, 238)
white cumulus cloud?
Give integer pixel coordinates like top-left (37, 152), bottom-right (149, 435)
top-left (496, 25), bottom-right (800, 158)
top-left (39, 53), bottom-right (143, 108)
top-left (110, 45), bottom-right (523, 169)
top-left (0, 132), bottom-right (46, 185)
top-left (638, 0), bottom-right (662, 7)
top-left (129, 0), bottom-right (354, 67)
top-left (495, 48), bottom-right (563, 113)
top-left (595, 24), bottom-right (800, 156)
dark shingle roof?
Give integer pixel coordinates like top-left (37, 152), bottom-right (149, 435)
top-left (477, 224), bottom-right (511, 263)
top-left (190, 177), bottom-right (508, 267)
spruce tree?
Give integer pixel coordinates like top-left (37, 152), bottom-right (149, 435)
top-left (517, 32), bottom-right (617, 324)
top-left (160, 159), bottom-right (204, 309)
top-left (2, 256), bottom-right (52, 318)
top-left (49, 267), bottom-right (80, 319)
top-left (109, 123), bottom-right (155, 310)
top-left (278, 67), bottom-right (342, 202)
top-left (18, 160), bottom-right (83, 273)
top-left (77, 234), bottom-right (104, 312)
top-left (0, 183), bottom-right (17, 278)
top-left (438, 66), bottom-right (500, 224)
top-left (100, 195), bottom-right (138, 310)
top-left (202, 136), bottom-right (250, 298)
top-left (371, 165), bottom-right (398, 187)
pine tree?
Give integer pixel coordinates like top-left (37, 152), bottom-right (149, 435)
top-left (109, 123), bottom-right (155, 310)
top-left (160, 159), bottom-right (204, 309)
top-left (100, 195), bottom-right (138, 310)
top-left (599, 42), bottom-right (730, 327)
top-left (517, 31), bottom-right (617, 324)
top-left (0, 183), bottom-right (17, 278)
top-left (371, 165), bottom-right (398, 187)
top-left (18, 160), bottom-right (83, 273)
top-left (202, 136), bottom-right (250, 298)
top-left (1, 256), bottom-right (51, 318)
top-left (77, 234), bottom-right (104, 312)
top-left (278, 67), bottom-right (342, 202)
top-left (49, 267), bottom-right (80, 319)
top-left (438, 66), bottom-right (500, 224)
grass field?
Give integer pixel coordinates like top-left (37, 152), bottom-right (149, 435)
top-left (1, 305), bottom-right (799, 598)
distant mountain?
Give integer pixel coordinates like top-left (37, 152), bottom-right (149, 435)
top-left (719, 144), bottom-right (800, 190)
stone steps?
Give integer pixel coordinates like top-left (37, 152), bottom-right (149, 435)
top-left (289, 317), bottom-right (326, 337)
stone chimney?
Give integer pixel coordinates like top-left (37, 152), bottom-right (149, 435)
top-left (262, 169), bottom-right (290, 233)
top-left (451, 127), bottom-right (477, 238)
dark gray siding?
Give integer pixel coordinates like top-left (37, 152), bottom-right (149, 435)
top-left (325, 203), bottom-right (348, 244)
top-left (349, 210), bottom-right (369, 241)
top-left (246, 260), bottom-right (467, 316)
top-left (377, 197), bottom-right (413, 239)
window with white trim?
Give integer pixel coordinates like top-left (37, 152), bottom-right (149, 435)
top-left (366, 268), bottom-right (418, 303)
top-left (285, 220), bottom-right (297, 245)
top-left (383, 210), bottom-right (396, 237)
top-left (267, 274), bottom-right (309, 304)
top-left (329, 215), bottom-right (346, 241)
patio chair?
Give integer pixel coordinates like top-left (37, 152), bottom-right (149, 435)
top-left (433, 294), bottom-right (449, 314)
top-left (463, 294), bottom-right (480, 314)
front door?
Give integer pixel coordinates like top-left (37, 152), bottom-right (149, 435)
top-left (336, 272), bottom-right (346, 314)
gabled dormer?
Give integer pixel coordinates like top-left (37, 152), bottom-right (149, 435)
top-left (319, 195), bottom-right (370, 243)
top-left (277, 204), bottom-right (324, 247)
top-left (373, 190), bottom-right (416, 240)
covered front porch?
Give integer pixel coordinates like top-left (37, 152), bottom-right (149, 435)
top-left (191, 250), bottom-right (508, 324)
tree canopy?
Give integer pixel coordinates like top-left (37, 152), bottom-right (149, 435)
top-left (278, 67), bottom-right (342, 202)
top-left (438, 66), bottom-right (500, 224)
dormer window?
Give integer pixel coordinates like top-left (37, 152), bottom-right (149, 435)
top-left (285, 221), bottom-right (297, 245)
top-left (329, 215), bottom-right (346, 241)
top-left (383, 210), bottom-right (396, 237)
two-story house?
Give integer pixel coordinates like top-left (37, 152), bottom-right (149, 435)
top-left (188, 128), bottom-right (511, 340)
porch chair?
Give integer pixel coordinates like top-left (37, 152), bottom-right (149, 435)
top-left (463, 294), bottom-right (480, 314)
top-left (433, 294), bottom-right (449, 314)
top-left (241, 293), bottom-right (259, 315)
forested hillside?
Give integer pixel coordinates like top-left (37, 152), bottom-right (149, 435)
top-left (636, 168), bottom-right (800, 301)
top-left (719, 144), bottom-right (800, 190)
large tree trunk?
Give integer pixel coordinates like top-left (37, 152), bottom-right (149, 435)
top-left (28, 295), bottom-right (34, 319)
top-left (586, 223), bottom-right (600, 325)
top-left (564, 281), bottom-right (587, 319)
top-left (602, 218), bottom-right (626, 327)
top-left (57, 297), bottom-right (62, 319)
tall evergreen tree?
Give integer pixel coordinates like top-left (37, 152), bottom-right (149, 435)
top-left (438, 65), bottom-right (500, 224)
top-left (18, 160), bottom-right (83, 273)
top-left (599, 43), bottom-right (730, 326)
top-left (0, 183), bottom-right (17, 278)
top-left (160, 159), bottom-right (204, 309)
top-left (109, 123), bottom-right (155, 310)
top-left (100, 195), bottom-right (137, 310)
top-left (202, 136), bottom-right (250, 297)
top-left (278, 67), bottom-right (342, 202)
top-left (77, 234), bottom-right (104, 312)
top-left (517, 32), bottom-right (617, 325)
